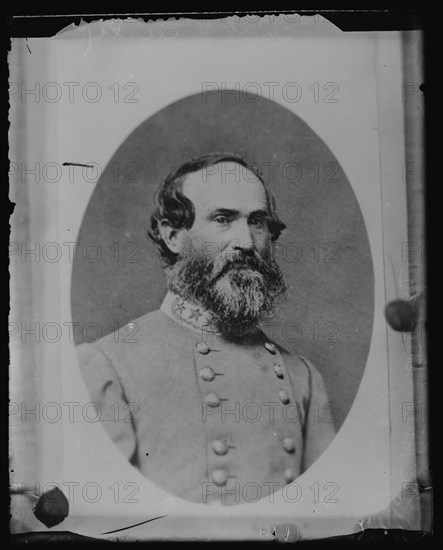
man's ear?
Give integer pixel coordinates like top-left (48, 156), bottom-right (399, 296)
top-left (158, 220), bottom-right (187, 254)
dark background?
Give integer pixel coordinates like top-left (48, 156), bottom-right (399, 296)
top-left (71, 91), bottom-right (374, 431)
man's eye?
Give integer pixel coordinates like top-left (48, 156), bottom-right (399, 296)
top-left (214, 216), bottom-right (229, 224)
top-left (250, 217), bottom-right (266, 226)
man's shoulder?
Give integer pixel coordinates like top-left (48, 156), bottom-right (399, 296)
top-left (130, 308), bottom-right (173, 334)
top-left (78, 309), bottom-right (192, 363)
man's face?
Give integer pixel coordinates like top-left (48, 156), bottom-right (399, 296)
top-left (165, 161), bottom-right (286, 335)
top-left (182, 161), bottom-right (272, 257)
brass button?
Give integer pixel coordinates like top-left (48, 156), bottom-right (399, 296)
top-left (212, 440), bottom-right (228, 455)
top-left (200, 367), bottom-right (216, 382)
top-left (204, 393), bottom-right (221, 408)
top-left (284, 468), bottom-right (296, 483)
top-left (274, 364), bottom-right (284, 378)
top-left (282, 437), bottom-right (296, 453)
top-left (278, 389), bottom-right (290, 404)
top-left (264, 342), bottom-right (276, 354)
top-left (212, 469), bottom-right (227, 486)
top-left (196, 342), bottom-right (210, 354)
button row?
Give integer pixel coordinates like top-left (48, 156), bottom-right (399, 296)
top-left (211, 468), bottom-right (296, 487)
top-left (204, 392), bottom-right (221, 408)
top-left (278, 389), bottom-right (290, 404)
top-left (264, 341), bottom-right (276, 354)
top-left (212, 469), bottom-right (227, 486)
top-left (198, 340), bottom-right (279, 359)
top-left (274, 364), bottom-right (284, 378)
top-left (282, 437), bottom-right (295, 453)
top-left (212, 440), bottom-right (228, 456)
top-left (199, 339), bottom-right (295, 489)
top-left (200, 366), bottom-right (215, 381)
top-left (196, 342), bottom-right (210, 354)
top-left (197, 340), bottom-right (278, 356)
top-left (203, 389), bottom-right (288, 409)
top-left (204, 361), bottom-right (296, 384)
top-left (284, 468), bottom-right (296, 483)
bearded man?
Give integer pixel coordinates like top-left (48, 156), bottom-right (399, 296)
top-left (77, 153), bottom-right (335, 505)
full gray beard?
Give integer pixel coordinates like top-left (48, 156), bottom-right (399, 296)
top-left (165, 243), bottom-right (286, 337)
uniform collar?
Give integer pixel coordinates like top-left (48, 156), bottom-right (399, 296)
top-left (160, 291), bottom-right (221, 335)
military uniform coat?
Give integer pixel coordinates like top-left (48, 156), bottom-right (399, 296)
top-left (77, 293), bottom-right (335, 504)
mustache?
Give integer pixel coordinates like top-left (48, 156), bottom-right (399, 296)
top-left (211, 250), bottom-right (269, 279)
top-left (165, 241), bottom-right (286, 335)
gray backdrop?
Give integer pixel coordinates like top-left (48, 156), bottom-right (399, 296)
top-left (71, 91), bottom-right (374, 431)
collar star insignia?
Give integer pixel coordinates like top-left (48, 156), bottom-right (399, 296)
top-left (172, 299), bottom-right (186, 314)
top-left (171, 297), bottom-right (219, 334)
top-left (188, 307), bottom-right (202, 321)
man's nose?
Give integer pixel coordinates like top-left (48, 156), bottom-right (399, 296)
top-left (230, 220), bottom-right (254, 251)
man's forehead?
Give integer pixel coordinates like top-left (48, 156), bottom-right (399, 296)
top-left (182, 162), bottom-right (267, 211)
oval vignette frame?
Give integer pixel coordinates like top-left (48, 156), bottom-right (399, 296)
top-left (71, 91), bottom-right (374, 488)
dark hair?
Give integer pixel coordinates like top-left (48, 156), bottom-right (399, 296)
top-left (148, 152), bottom-right (287, 266)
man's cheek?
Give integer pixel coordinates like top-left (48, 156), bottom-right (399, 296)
top-left (251, 232), bottom-right (269, 251)
top-left (201, 241), bottom-right (219, 258)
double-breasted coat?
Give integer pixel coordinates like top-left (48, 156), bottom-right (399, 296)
top-left (77, 292), bottom-right (335, 504)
